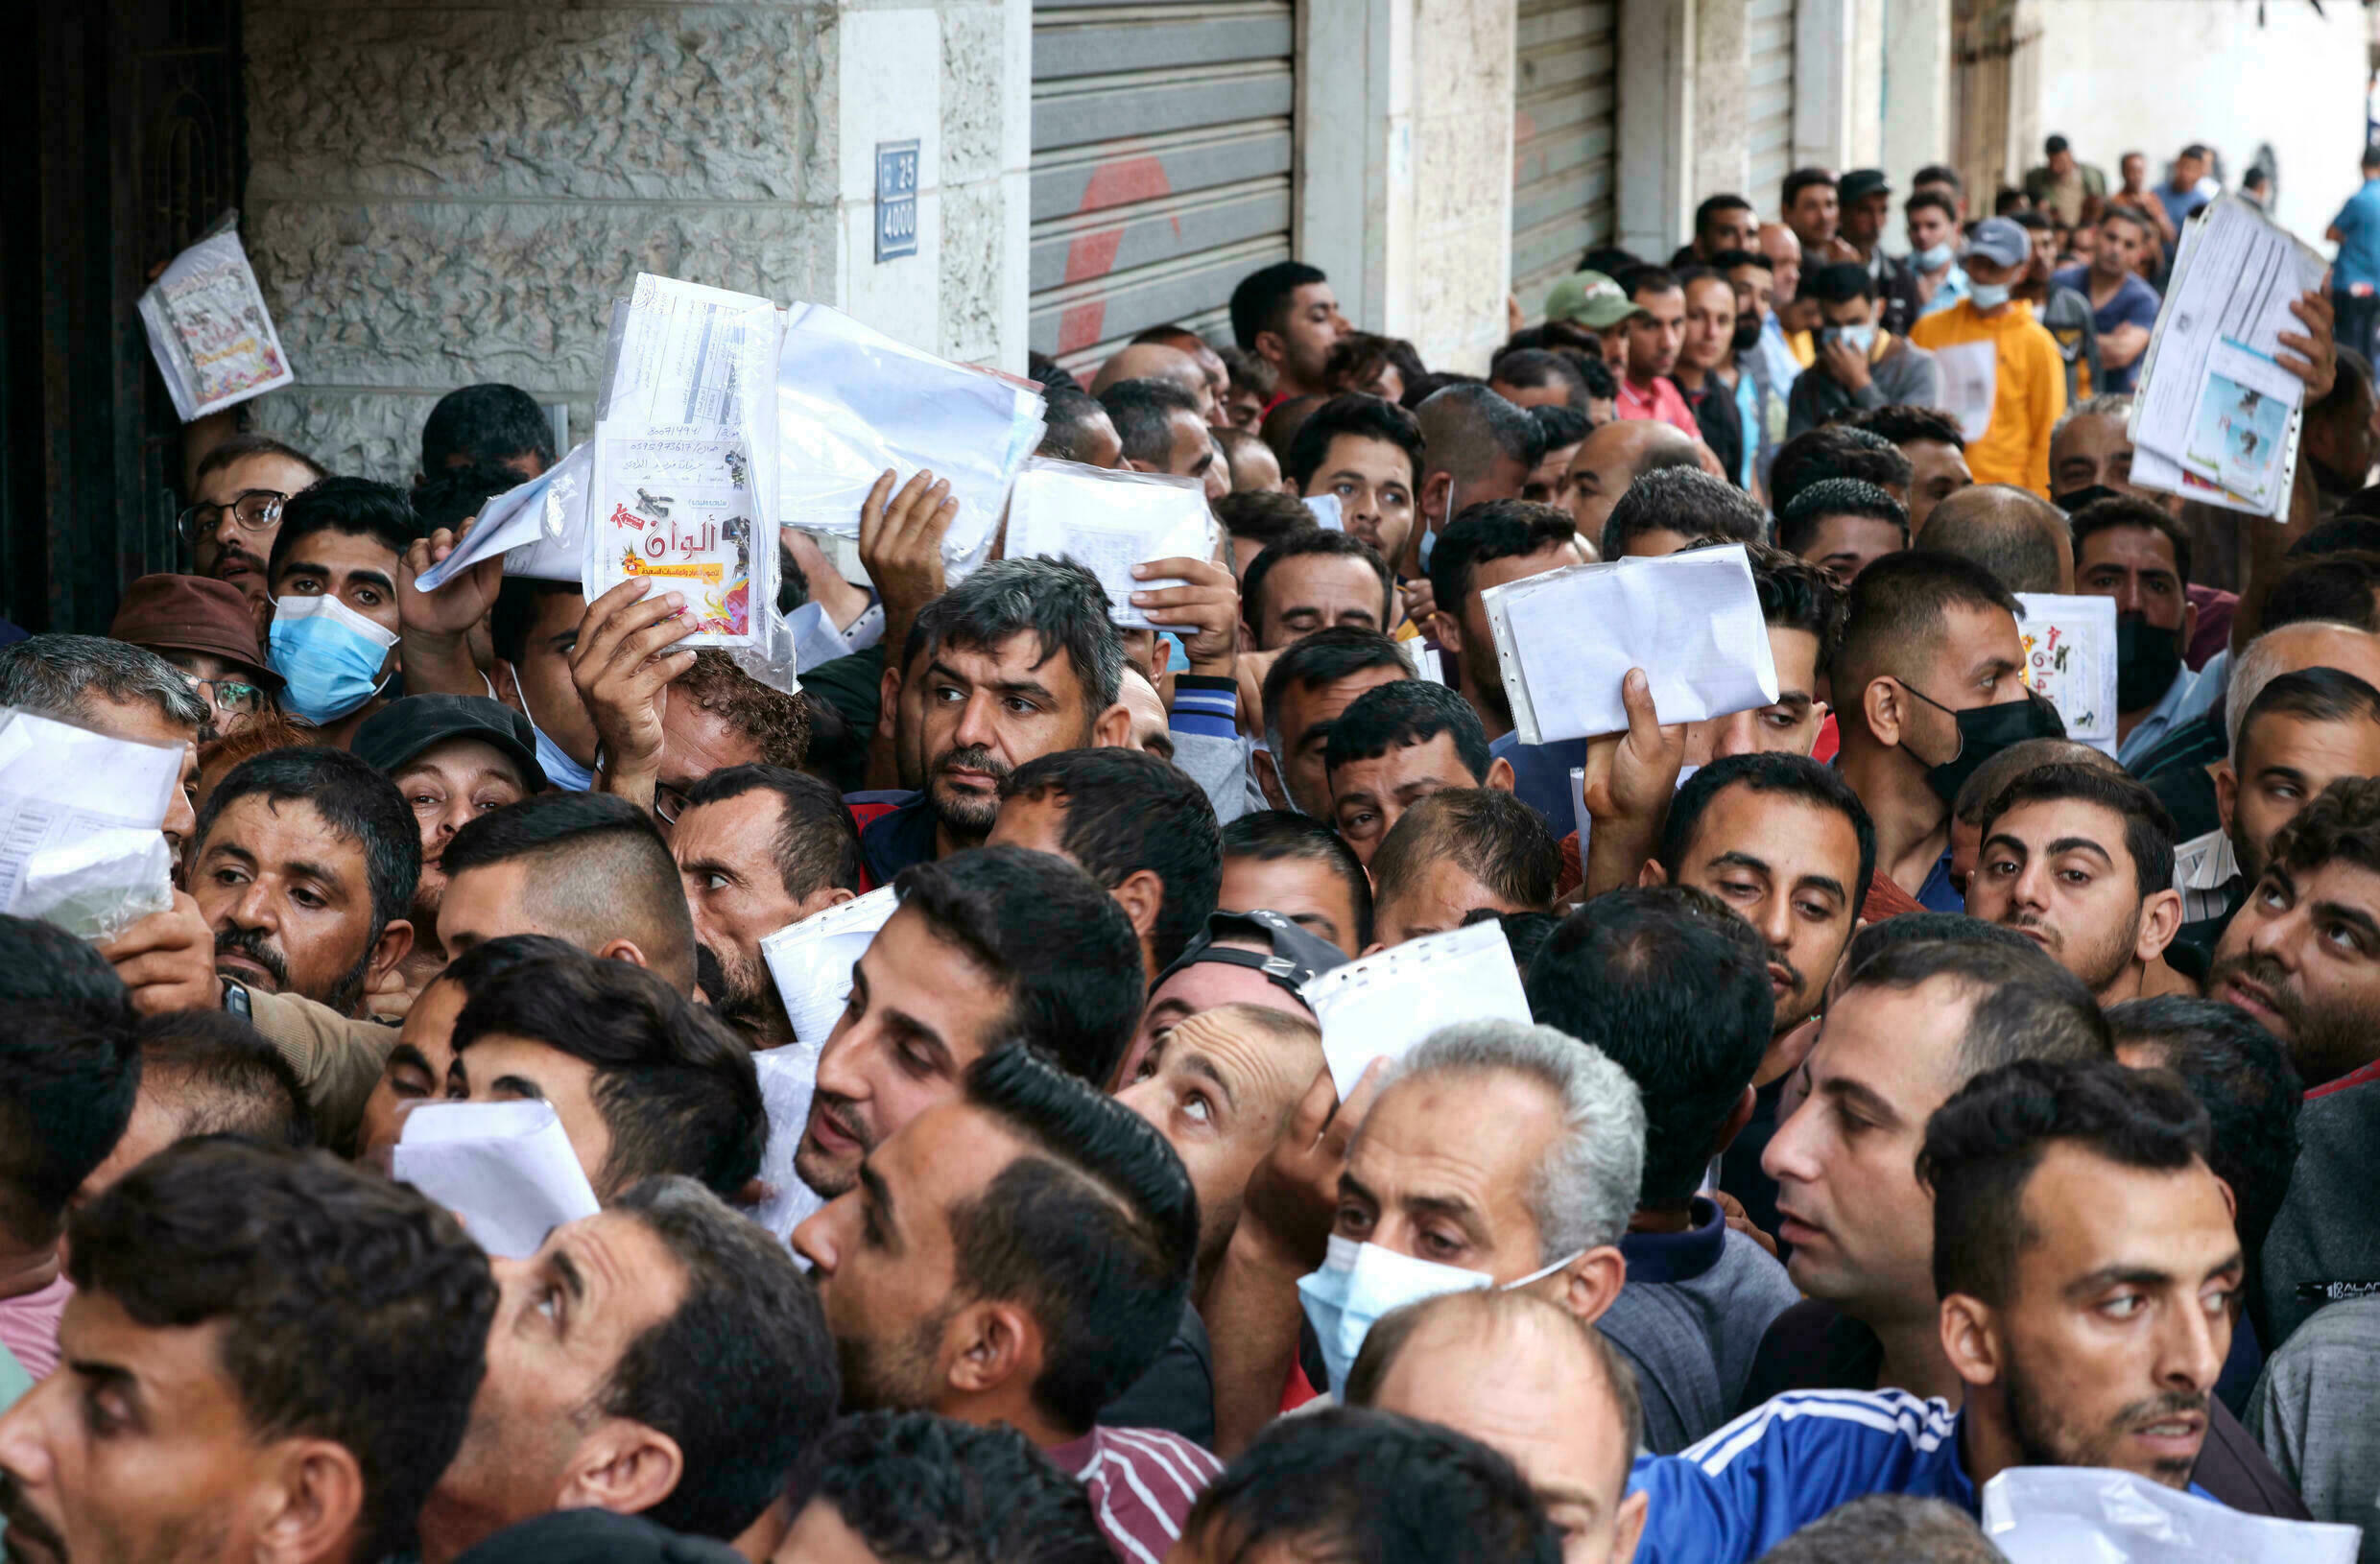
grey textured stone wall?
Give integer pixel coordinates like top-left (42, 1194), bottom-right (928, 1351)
top-left (243, 0), bottom-right (1025, 483)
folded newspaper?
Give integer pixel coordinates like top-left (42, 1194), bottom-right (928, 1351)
top-left (135, 212), bottom-right (295, 422)
top-left (0, 707), bottom-right (181, 942)
top-left (1006, 459), bottom-right (1218, 629)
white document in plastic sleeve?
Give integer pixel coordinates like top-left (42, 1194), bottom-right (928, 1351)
top-left (1006, 459), bottom-right (1218, 629)
top-left (134, 213), bottom-right (295, 422)
top-left (750, 1044), bottom-right (828, 1247)
top-left (2013, 593), bottom-right (2120, 757)
top-left (1300, 922), bottom-right (1533, 1098)
top-left (0, 707), bottom-right (180, 942)
top-left (760, 887), bottom-right (899, 1048)
top-left (1980, 1466), bottom-right (2360, 1563)
top-left (774, 303), bottom-right (1045, 580)
top-left (416, 442), bottom-right (591, 591)
top-left (1483, 544), bottom-right (1778, 746)
top-left (392, 1100), bottom-right (603, 1259)
top-left (1302, 493), bottom-right (1344, 532)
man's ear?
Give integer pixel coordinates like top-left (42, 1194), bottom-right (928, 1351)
top-left (253, 1439), bottom-right (366, 1564)
top-left (2136, 887), bottom-right (2185, 960)
top-left (945, 1298), bottom-right (1043, 1403)
top-left (2212, 758), bottom-right (2239, 837)
top-left (1253, 329), bottom-right (1290, 375)
top-left (1861, 675), bottom-right (1906, 748)
top-left (1557, 1245), bottom-right (1627, 1326)
top-left (492, 659), bottom-right (527, 718)
top-left (1093, 699), bottom-right (1133, 749)
top-left (1940, 1291), bottom-right (2004, 1393)
top-left (1484, 756), bottom-right (1516, 794)
top-left (598, 939), bottom-right (654, 974)
top-left (1109, 868), bottom-right (1166, 946)
top-left (1612, 1488), bottom-right (1651, 1564)
top-left (556, 1420), bottom-right (685, 1519)
top-left (367, 919), bottom-right (415, 992)
top-left (1253, 747), bottom-right (1293, 813)
top-left (1635, 857), bottom-right (1670, 889)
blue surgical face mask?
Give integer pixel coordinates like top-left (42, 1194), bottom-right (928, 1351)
top-left (268, 594), bottom-right (397, 725)
top-left (1297, 1234), bottom-right (1583, 1393)
top-left (510, 665), bottom-right (595, 793)
top-left (1970, 280), bottom-right (2013, 310)
top-left (1831, 322), bottom-right (1879, 354)
top-left (1915, 243), bottom-right (1955, 273)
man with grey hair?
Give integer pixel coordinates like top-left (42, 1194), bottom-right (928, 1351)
top-left (1405, 385), bottom-right (1544, 614)
top-left (1915, 485), bottom-right (2074, 590)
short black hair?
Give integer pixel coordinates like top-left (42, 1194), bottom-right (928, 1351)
top-left (1529, 402), bottom-right (1590, 456)
top-left (2263, 550), bottom-right (2380, 634)
top-left (1696, 193), bottom-right (1754, 235)
top-left (1183, 1407), bottom-right (1561, 1564)
top-left (1601, 466), bottom-right (1770, 561)
top-left (1230, 260), bottom-right (1328, 350)
top-left (1921, 1058), bottom-right (2211, 1307)
top-left (1806, 262), bottom-right (1879, 305)
top-left (1527, 889), bottom-right (1773, 1206)
top-left (1098, 377), bottom-right (1203, 467)
top-left (1617, 264), bottom-right (1682, 303)
top-left (441, 792), bottom-right (697, 992)
top-left (683, 764), bottom-right (862, 898)
top-left (450, 950), bottom-right (766, 1198)
top-left (266, 475), bottom-right (421, 582)
top-left (1221, 811), bottom-right (1375, 951)
top-left (1838, 913), bottom-right (2038, 978)
top-left (133, 1008), bottom-right (313, 1150)
top-left (195, 745), bottom-right (421, 956)
top-left (1658, 752), bottom-right (1877, 913)
top-left (1260, 627), bottom-right (1413, 759)
top-left (603, 1176), bottom-right (841, 1538)
top-left (910, 556), bottom-right (1125, 712)
top-left (1000, 747), bottom-right (1223, 970)
top-left (1036, 388), bottom-right (1114, 463)
top-left (1371, 789), bottom-right (1559, 915)
top-left (420, 383), bottom-right (555, 475)
top-left (893, 846), bottom-right (1147, 1087)
top-left (430, 931), bottom-right (583, 1001)
top-left (1782, 168), bottom-right (1838, 209)
top-left (1855, 404), bottom-right (1967, 453)
top-left (1980, 761), bottom-right (2177, 899)
top-left (2286, 513), bottom-right (2380, 556)
top-left (488, 577), bottom-right (583, 667)
top-left (2105, 996), bottom-right (2302, 1263)
top-left (410, 460), bottom-right (531, 535)
top-left (958, 1045), bottom-right (1199, 1433)
top-left (2235, 666), bottom-right (2380, 764)
top-left (2068, 494), bottom-right (2192, 586)
top-left (1284, 392), bottom-right (1425, 496)
top-left (1467, 907), bottom-right (1564, 980)
top-left (1835, 548), bottom-right (2025, 700)
top-left (1427, 499), bottom-right (1580, 618)
top-left (1770, 426), bottom-right (1916, 514)
top-left (783, 1410), bottom-right (1107, 1564)
top-left (68, 1140), bottom-right (495, 1564)
top-left (1777, 477), bottom-right (1909, 558)
top-left (1215, 488), bottom-right (1314, 552)
top-left (1915, 162), bottom-right (1964, 191)
top-left (2266, 773), bottom-right (2380, 885)
top-left (1842, 936), bottom-right (2110, 1083)
top-left (1904, 188), bottom-right (1962, 225)
top-left (1239, 529), bottom-right (1396, 641)
top-left (0, 915), bottom-right (139, 1245)
top-left (1325, 678), bottom-right (1492, 785)
top-left (1488, 349), bottom-right (1588, 411)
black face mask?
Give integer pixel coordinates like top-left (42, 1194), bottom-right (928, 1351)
top-left (2053, 484), bottom-right (2125, 512)
top-left (2116, 617), bottom-right (2184, 711)
top-left (1731, 316), bottom-right (1763, 353)
top-left (1901, 681), bottom-right (2069, 805)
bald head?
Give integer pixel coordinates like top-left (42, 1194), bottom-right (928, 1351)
top-left (1565, 419), bottom-right (1704, 542)
top-left (1918, 484), bottom-right (2074, 593)
top-left (1094, 343), bottom-right (1211, 416)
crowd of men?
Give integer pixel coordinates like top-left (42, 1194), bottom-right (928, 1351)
top-left (4, 129), bottom-right (2380, 1564)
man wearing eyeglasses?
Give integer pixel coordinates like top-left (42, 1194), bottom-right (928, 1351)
top-left (107, 574), bottom-right (281, 740)
top-left (178, 434), bottom-right (325, 613)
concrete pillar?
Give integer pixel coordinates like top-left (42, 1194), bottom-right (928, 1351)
top-left (1880, 0), bottom-right (1953, 201)
top-left (242, 0), bottom-right (1033, 479)
top-left (1694, 0), bottom-right (1752, 209)
top-left (1297, 0), bottom-right (1516, 373)
top-left (1617, 0), bottom-right (1696, 259)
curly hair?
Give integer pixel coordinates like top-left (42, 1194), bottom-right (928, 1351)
top-left (675, 651), bottom-right (810, 770)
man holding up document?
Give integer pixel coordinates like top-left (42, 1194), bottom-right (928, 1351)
top-left (1910, 218), bottom-right (2069, 497)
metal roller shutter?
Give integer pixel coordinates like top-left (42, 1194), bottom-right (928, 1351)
top-left (1511, 0), bottom-right (1617, 322)
top-left (1029, 0), bottom-right (1297, 375)
top-left (1747, 0), bottom-right (1797, 212)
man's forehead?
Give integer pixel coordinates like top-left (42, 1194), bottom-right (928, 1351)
top-left (2078, 524), bottom-right (2175, 573)
top-left (2241, 711), bottom-right (2380, 776)
top-left (678, 786), bottom-right (782, 843)
top-left (400, 736), bottom-right (526, 789)
top-left (206, 792), bottom-right (361, 860)
top-left (2054, 415), bottom-right (2129, 459)
top-left (1690, 781), bottom-right (1860, 873)
top-left (539, 1209), bottom-right (689, 1322)
top-left (1321, 434), bottom-right (1409, 479)
top-left (2287, 855), bottom-right (2380, 916)
top-left (201, 452), bottom-right (313, 502)
top-left (58, 1290), bottom-right (237, 1408)
top-left (275, 527), bottom-right (398, 577)
top-left (1990, 795), bottom-right (2130, 864)
top-left (2014, 1143), bottom-right (2237, 1287)
top-left (941, 630), bottom-right (1073, 686)
top-left (1354, 1070), bottom-right (1559, 1188)
top-left (1285, 665), bottom-right (1407, 727)
top-left (1821, 980), bottom-right (1974, 1101)
top-left (1936, 602), bottom-right (2022, 666)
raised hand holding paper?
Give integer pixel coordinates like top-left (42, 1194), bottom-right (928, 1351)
top-left (391, 1100), bottom-right (602, 1260)
top-left (1006, 459), bottom-right (1219, 629)
top-left (1483, 544), bottom-right (1779, 745)
top-left (416, 442), bottom-right (591, 591)
top-left (761, 886), bottom-right (900, 1047)
top-left (1299, 922), bottom-right (1533, 1098)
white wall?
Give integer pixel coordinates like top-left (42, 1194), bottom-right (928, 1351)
top-left (2032, 0), bottom-right (2366, 246)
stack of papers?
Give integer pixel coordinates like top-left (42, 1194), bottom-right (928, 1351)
top-left (775, 304), bottom-right (1045, 580)
top-left (135, 214), bottom-right (294, 422)
top-left (1006, 459), bottom-right (1218, 628)
top-left (1299, 922), bottom-right (1533, 1096)
top-left (587, 275), bottom-right (781, 647)
top-left (0, 708), bottom-right (180, 942)
top-left (2013, 594), bottom-right (2118, 756)
top-left (1481, 544), bottom-right (1778, 745)
top-left (2128, 197), bottom-right (2329, 519)
top-left (760, 887), bottom-right (900, 1047)
top-left (415, 443), bottom-right (591, 590)
top-left (392, 1100), bottom-right (602, 1258)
